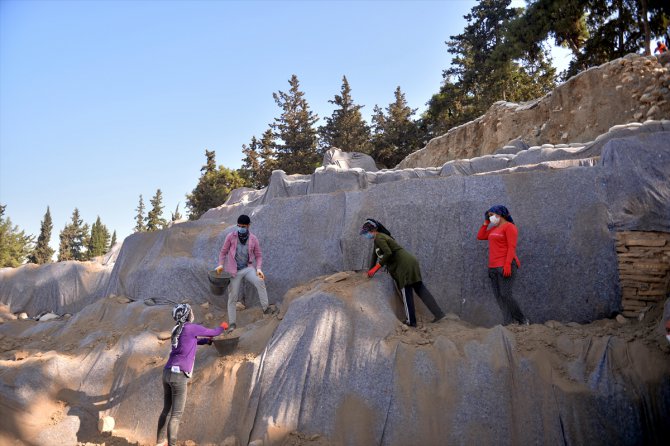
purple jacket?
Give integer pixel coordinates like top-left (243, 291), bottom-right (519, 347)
top-left (165, 323), bottom-right (223, 374)
top-left (218, 231), bottom-right (263, 277)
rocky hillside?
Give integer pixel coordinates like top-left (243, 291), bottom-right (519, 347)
top-left (398, 53), bottom-right (670, 169)
top-left (0, 54), bottom-right (669, 445)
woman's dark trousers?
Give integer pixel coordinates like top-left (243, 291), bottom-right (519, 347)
top-left (402, 281), bottom-right (445, 326)
top-left (488, 264), bottom-right (526, 324)
top-left (157, 368), bottom-right (189, 446)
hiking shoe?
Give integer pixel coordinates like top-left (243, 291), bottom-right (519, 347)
top-left (263, 305), bottom-right (279, 315)
top-left (228, 323), bottom-right (236, 332)
top-left (522, 319), bottom-right (530, 326)
top-left (402, 319), bottom-right (417, 328)
top-left (432, 314), bottom-right (446, 323)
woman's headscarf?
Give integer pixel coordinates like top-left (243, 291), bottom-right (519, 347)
top-left (359, 219), bottom-right (394, 238)
top-left (171, 303), bottom-right (193, 349)
top-left (487, 205), bottom-right (514, 223)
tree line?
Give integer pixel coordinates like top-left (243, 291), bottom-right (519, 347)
top-left (2, 0), bottom-right (667, 265)
top-left (186, 0), bottom-right (669, 218)
top-left (0, 204), bottom-right (117, 267)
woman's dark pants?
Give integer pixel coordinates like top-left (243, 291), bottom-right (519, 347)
top-left (488, 265), bottom-right (526, 324)
top-left (402, 281), bottom-right (445, 326)
top-left (157, 368), bottom-right (189, 446)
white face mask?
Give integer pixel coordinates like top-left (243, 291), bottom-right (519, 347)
top-left (666, 334), bottom-right (670, 345)
top-left (489, 215), bottom-right (500, 226)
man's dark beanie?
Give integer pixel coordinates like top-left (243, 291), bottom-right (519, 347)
top-left (237, 215), bottom-right (251, 225)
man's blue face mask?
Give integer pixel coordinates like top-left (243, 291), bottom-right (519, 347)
top-left (237, 226), bottom-right (248, 234)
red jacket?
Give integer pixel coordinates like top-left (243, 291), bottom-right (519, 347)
top-left (477, 222), bottom-right (521, 268)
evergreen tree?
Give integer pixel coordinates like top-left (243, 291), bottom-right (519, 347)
top-left (240, 136), bottom-right (263, 189)
top-left (28, 206), bottom-right (54, 264)
top-left (187, 151), bottom-right (249, 219)
top-left (257, 129), bottom-right (278, 187)
top-left (0, 204), bottom-right (34, 267)
top-left (134, 195), bottom-right (146, 233)
top-left (370, 87), bottom-right (422, 168)
top-left (318, 76), bottom-right (372, 154)
top-left (202, 149), bottom-right (217, 174)
top-left (270, 74), bottom-right (320, 175)
top-left (58, 208), bottom-right (89, 261)
top-left (87, 216), bottom-right (110, 259)
top-left (146, 189), bottom-right (167, 231)
top-left (109, 230), bottom-right (117, 251)
top-left (424, 0), bottom-right (556, 137)
top-left (171, 203), bottom-right (183, 222)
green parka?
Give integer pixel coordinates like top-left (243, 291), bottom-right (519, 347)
top-left (371, 232), bottom-right (422, 289)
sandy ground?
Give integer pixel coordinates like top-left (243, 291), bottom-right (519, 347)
top-left (0, 272), bottom-right (668, 446)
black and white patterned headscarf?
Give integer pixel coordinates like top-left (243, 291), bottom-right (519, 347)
top-left (171, 303), bottom-right (193, 349)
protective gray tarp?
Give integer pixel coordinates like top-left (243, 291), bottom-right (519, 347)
top-left (322, 147), bottom-right (378, 171)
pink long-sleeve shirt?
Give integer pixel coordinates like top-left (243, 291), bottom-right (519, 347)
top-left (218, 231), bottom-right (263, 277)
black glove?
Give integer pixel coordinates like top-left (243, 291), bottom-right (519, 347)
top-left (484, 211), bottom-right (490, 222)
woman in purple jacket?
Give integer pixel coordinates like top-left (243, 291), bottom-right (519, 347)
top-left (156, 303), bottom-right (227, 446)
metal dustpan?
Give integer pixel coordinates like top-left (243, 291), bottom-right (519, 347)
top-left (212, 335), bottom-right (240, 356)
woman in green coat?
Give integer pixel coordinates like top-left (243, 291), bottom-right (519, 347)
top-left (361, 219), bottom-right (446, 327)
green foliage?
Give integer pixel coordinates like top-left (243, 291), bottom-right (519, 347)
top-left (28, 206), bottom-right (54, 264)
top-left (0, 204), bottom-right (34, 267)
top-left (424, 0), bottom-right (556, 138)
top-left (134, 195), bottom-right (146, 233)
top-left (187, 151), bottom-right (249, 220)
top-left (318, 76), bottom-right (372, 154)
top-left (146, 189), bottom-right (167, 231)
top-left (110, 230), bottom-right (117, 249)
top-left (87, 216), bottom-right (110, 259)
top-left (58, 208), bottom-right (89, 262)
top-left (371, 87), bottom-right (422, 168)
top-left (270, 74), bottom-right (320, 175)
top-left (171, 203), bottom-right (183, 222)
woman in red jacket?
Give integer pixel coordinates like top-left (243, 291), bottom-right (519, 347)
top-left (477, 205), bottom-right (529, 325)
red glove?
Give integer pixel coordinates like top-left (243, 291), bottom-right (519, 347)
top-left (220, 322), bottom-right (229, 330)
top-left (367, 263), bottom-right (382, 278)
top-left (503, 263), bottom-right (512, 277)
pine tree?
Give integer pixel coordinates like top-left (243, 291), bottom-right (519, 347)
top-left (270, 74), bottom-right (320, 175)
top-left (370, 87), bottom-right (422, 168)
top-left (109, 230), bottom-right (117, 251)
top-left (134, 195), bottom-right (146, 233)
top-left (424, 0), bottom-right (556, 137)
top-left (58, 208), bottom-right (88, 261)
top-left (187, 151), bottom-right (249, 219)
top-left (0, 204), bottom-right (34, 267)
top-left (258, 129), bottom-right (278, 187)
top-left (146, 189), bottom-right (167, 231)
top-left (87, 216), bottom-right (110, 259)
top-left (318, 76), bottom-right (372, 154)
top-left (171, 203), bottom-right (183, 222)
top-left (240, 136), bottom-right (263, 189)
top-left (28, 206), bottom-right (54, 264)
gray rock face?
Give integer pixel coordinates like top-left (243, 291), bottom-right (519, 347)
top-left (103, 128), bottom-right (669, 327)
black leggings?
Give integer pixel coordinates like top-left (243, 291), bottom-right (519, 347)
top-left (401, 281), bottom-right (445, 326)
top-left (488, 265), bottom-right (526, 324)
top-left (157, 368), bottom-right (190, 446)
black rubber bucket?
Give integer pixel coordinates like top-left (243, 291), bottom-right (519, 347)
top-left (212, 336), bottom-right (239, 356)
top-left (208, 270), bottom-right (232, 295)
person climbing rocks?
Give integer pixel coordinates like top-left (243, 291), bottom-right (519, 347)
top-left (477, 205), bottom-right (529, 325)
top-left (361, 218), bottom-right (446, 327)
top-left (216, 214), bottom-right (276, 331)
top-left (654, 41), bottom-right (667, 54)
top-left (157, 303), bottom-right (228, 446)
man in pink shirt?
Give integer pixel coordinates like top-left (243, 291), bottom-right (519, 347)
top-left (216, 215), bottom-right (275, 330)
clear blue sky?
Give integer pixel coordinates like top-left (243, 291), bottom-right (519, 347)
top-left (0, 0), bottom-right (569, 253)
